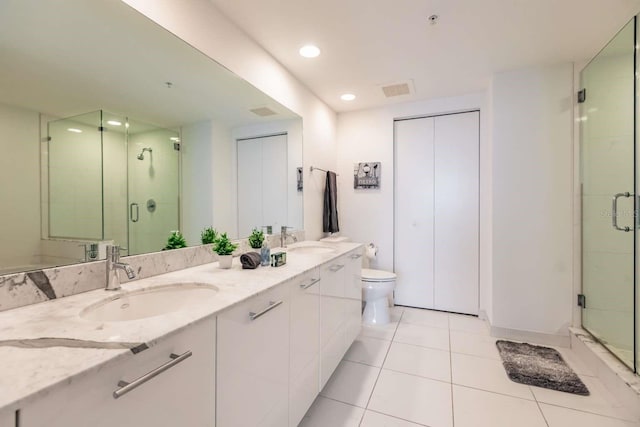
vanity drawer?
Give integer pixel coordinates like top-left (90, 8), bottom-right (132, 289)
top-left (20, 316), bottom-right (216, 427)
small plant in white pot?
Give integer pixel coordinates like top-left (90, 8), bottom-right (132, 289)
top-left (248, 228), bottom-right (265, 250)
top-left (213, 232), bottom-right (238, 269)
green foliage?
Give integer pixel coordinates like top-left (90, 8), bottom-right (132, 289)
top-left (201, 226), bottom-right (218, 245)
top-left (212, 232), bottom-right (238, 256)
top-left (163, 230), bottom-right (187, 250)
top-left (248, 228), bottom-right (265, 249)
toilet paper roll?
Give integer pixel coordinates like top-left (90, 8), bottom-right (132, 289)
top-left (365, 243), bottom-right (378, 260)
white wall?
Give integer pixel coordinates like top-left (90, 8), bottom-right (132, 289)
top-left (122, 0), bottom-right (337, 240)
top-left (336, 93), bottom-right (492, 317)
top-left (0, 103), bottom-right (41, 266)
top-left (181, 119), bottom-right (233, 245)
top-left (491, 63), bottom-right (574, 338)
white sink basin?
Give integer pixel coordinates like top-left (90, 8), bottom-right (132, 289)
top-left (80, 283), bottom-right (219, 322)
top-left (287, 242), bottom-right (337, 255)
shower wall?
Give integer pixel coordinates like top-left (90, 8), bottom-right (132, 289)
top-left (128, 128), bottom-right (180, 255)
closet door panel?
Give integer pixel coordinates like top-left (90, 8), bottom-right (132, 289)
top-left (433, 112), bottom-right (479, 314)
top-left (394, 118), bottom-right (435, 309)
top-left (261, 134), bottom-right (288, 231)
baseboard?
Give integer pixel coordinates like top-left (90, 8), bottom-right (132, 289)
top-left (569, 327), bottom-right (640, 420)
top-left (490, 325), bottom-right (571, 348)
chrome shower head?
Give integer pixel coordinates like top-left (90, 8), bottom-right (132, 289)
top-left (137, 147), bottom-right (152, 160)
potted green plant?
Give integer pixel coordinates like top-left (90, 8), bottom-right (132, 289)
top-left (163, 230), bottom-right (187, 250)
top-left (213, 232), bottom-right (238, 269)
top-left (201, 226), bottom-right (217, 245)
top-left (248, 228), bottom-right (265, 249)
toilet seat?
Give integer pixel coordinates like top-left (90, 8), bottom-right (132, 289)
top-left (361, 268), bottom-right (396, 282)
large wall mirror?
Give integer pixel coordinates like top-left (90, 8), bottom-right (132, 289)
top-left (0, 0), bottom-right (303, 275)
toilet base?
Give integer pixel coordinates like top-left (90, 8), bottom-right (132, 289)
top-left (362, 296), bottom-right (391, 325)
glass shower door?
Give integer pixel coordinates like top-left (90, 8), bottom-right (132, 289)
top-left (581, 18), bottom-right (636, 371)
top-left (127, 119), bottom-right (180, 255)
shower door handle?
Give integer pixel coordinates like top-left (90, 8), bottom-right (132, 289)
top-left (612, 192), bottom-right (633, 232)
top-left (130, 203), bottom-right (139, 223)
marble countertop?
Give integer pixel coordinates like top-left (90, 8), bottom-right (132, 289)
top-left (0, 241), bottom-right (362, 412)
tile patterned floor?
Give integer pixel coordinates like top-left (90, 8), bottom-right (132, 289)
top-left (299, 306), bottom-right (640, 427)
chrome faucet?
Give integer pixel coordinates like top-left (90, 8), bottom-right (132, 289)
top-left (280, 226), bottom-right (298, 248)
top-left (105, 245), bottom-right (135, 291)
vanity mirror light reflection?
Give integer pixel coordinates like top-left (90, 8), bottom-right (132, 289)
top-left (0, 0), bottom-right (303, 275)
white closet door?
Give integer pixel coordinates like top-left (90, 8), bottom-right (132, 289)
top-left (261, 134), bottom-right (288, 232)
top-left (237, 139), bottom-right (263, 237)
top-left (433, 112), bottom-right (479, 314)
top-left (394, 118), bottom-right (435, 309)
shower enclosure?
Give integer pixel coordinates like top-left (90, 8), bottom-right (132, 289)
top-left (580, 17), bottom-right (638, 373)
top-left (47, 110), bottom-right (180, 256)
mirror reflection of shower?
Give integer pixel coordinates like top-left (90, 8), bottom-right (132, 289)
top-left (137, 147), bottom-right (152, 160)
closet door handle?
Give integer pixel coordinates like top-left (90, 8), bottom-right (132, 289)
top-left (249, 300), bottom-right (283, 320)
top-left (113, 351), bottom-right (192, 399)
top-left (612, 192), bottom-right (633, 232)
top-left (130, 203), bottom-right (139, 223)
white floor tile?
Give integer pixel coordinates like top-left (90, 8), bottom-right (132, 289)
top-left (540, 403), bottom-right (640, 427)
top-left (344, 335), bottom-right (392, 367)
top-left (393, 322), bottom-right (450, 351)
top-left (361, 322), bottom-right (400, 341)
top-left (451, 352), bottom-right (534, 400)
top-left (320, 360), bottom-right (380, 408)
top-left (360, 410), bottom-right (426, 427)
top-left (555, 346), bottom-right (597, 377)
top-left (531, 375), bottom-right (636, 421)
top-left (400, 307), bottom-right (449, 329)
top-left (368, 369), bottom-right (453, 427)
top-left (452, 385), bottom-right (547, 427)
top-left (450, 330), bottom-right (500, 359)
top-left (383, 342), bottom-right (451, 383)
top-left (299, 396), bottom-right (365, 427)
top-left (448, 314), bottom-right (490, 335)
top-left (389, 306), bottom-right (405, 321)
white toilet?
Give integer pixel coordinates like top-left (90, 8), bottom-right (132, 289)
top-left (320, 236), bottom-right (396, 326)
top-left (361, 268), bottom-right (396, 325)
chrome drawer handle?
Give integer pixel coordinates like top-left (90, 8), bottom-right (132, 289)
top-left (249, 300), bottom-right (283, 321)
top-left (350, 253), bottom-right (362, 259)
top-left (113, 351), bottom-right (192, 399)
top-left (329, 264), bottom-right (344, 272)
top-left (300, 277), bottom-right (320, 290)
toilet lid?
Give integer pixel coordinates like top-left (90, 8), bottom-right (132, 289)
top-left (361, 268), bottom-right (396, 282)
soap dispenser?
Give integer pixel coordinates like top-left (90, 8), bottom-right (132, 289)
top-left (260, 239), bottom-right (270, 266)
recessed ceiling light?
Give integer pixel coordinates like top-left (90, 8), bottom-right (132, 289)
top-left (107, 120), bottom-right (122, 126)
top-left (341, 93), bottom-right (356, 101)
top-left (299, 44), bottom-right (321, 58)
top-left (67, 128), bottom-right (82, 133)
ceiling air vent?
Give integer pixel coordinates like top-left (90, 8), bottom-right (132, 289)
top-left (380, 80), bottom-right (414, 98)
top-left (249, 106), bottom-right (277, 117)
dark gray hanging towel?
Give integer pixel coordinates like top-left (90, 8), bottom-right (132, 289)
top-left (323, 171), bottom-right (340, 233)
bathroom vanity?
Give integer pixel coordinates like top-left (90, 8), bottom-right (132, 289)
top-left (0, 241), bottom-right (362, 427)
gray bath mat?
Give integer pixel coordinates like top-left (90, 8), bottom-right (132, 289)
top-left (496, 340), bottom-right (589, 396)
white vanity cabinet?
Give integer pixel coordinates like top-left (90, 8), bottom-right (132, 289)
top-left (19, 316), bottom-right (216, 427)
top-left (288, 268), bottom-right (321, 427)
top-left (319, 250), bottom-right (363, 388)
top-left (0, 408), bottom-right (14, 427)
top-left (216, 282), bottom-right (290, 427)
top-left (343, 249), bottom-right (364, 347)
top-left (319, 256), bottom-right (348, 388)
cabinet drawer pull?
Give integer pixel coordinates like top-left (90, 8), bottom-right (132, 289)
top-left (350, 253), bottom-right (362, 259)
top-left (113, 351), bottom-right (192, 399)
top-left (329, 264), bottom-right (345, 272)
top-left (249, 300), bottom-right (283, 321)
top-left (300, 277), bottom-right (320, 290)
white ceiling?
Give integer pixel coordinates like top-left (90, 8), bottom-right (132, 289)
top-left (209, 0), bottom-right (640, 112)
top-left (0, 0), bottom-right (298, 129)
